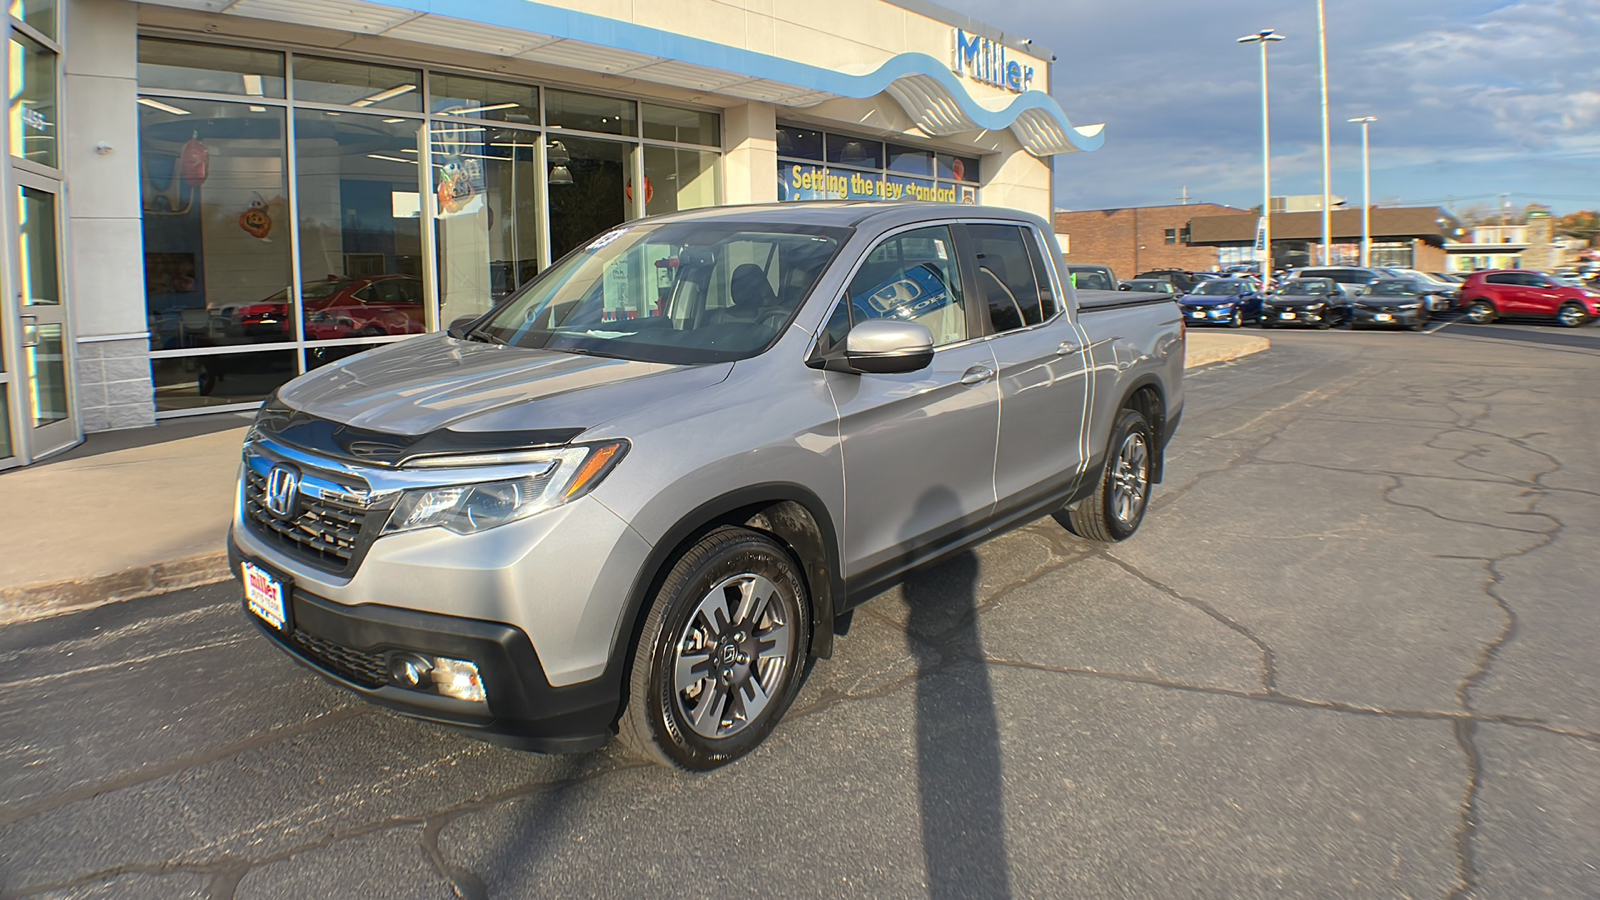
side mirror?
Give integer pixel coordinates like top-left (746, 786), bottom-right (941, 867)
top-left (842, 319), bottom-right (935, 374)
top-left (447, 314), bottom-right (480, 337)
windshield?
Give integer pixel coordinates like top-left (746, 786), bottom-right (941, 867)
top-left (1300, 269), bottom-right (1374, 285)
top-left (472, 222), bottom-right (848, 364)
top-left (1368, 281), bottom-right (1417, 296)
top-left (1192, 281), bottom-right (1245, 296)
top-left (1124, 280), bottom-right (1169, 292)
top-left (1278, 281), bottom-right (1331, 297)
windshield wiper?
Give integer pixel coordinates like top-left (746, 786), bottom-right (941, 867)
top-left (464, 329), bottom-right (506, 345)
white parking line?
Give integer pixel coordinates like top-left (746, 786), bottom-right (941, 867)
top-left (1423, 318), bottom-right (1459, 335)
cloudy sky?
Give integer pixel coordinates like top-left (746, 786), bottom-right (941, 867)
top-left (954, 0), bottom-right (1600, 216)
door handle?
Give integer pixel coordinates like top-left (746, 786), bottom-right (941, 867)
top-left (1056, 340), bottom-right (1079, 355)
top-left (959, 366), bottom-right (994, 385)
top-left (19, 314), bottom-right (39, 349)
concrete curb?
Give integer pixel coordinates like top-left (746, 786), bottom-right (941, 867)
top-left (1186, 334), bottom-right (1270, 369)
top-left (0, 553), bottom-right (234, 626)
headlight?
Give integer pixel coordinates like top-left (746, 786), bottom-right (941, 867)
top-left (384, 441), bottom-right (628, 535)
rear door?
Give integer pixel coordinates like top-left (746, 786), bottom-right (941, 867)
top-left (822, 224), bottom-right (1000, 582)
top-left (963, 222), bottom-right (1092, 517)
top-left (1519, 273), bottom-right (1562, 314)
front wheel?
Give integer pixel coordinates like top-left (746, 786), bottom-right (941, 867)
top-left (1557, 303), bottom-right (1588, 328)
top-left (1228, 309), bottom-right (1243, 328)
top-left (1057, 407), bottom-right (1153, 542)
top-left (1466, 300), bottom-right (1496, 324)
top-left (619, 527), bottom-right (811, 770)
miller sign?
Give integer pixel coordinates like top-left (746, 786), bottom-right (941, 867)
top-left (951, 29), bottom-right (1035, 94)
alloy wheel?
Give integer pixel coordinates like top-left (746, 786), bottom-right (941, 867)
top-left (671, 573), bottom-right (794, 739)
top-left (1110, 432), bottom-right (1149, 527)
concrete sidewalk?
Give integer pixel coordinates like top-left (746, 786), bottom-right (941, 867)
top-left (0, 331), bottom-right (1266, 624)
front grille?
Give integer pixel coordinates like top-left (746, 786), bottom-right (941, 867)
top-left (244, 468), bottom-right (371, 572)
top-left (290, 627), bottom-right (389, 688)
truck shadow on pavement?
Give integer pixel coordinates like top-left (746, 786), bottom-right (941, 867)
top-left (899, 488), bottom-right (1013, 899)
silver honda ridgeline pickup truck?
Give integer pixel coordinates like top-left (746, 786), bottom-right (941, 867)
top-left (229, 203), bottom-right (1184, 770)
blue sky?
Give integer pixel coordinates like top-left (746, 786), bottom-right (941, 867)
top-left (954, 0), bottom-right (1600, 216)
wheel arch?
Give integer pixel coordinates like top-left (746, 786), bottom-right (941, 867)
top-left (1116, 376), bottom-right (1170, 483)
top-left (606, 484), bottom-right (842, 726)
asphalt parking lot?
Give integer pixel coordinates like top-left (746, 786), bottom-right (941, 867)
top-left (3, 321), bottom-right (1598, 899)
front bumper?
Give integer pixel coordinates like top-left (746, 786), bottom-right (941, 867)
top-left (1351, 307), bottom-right (1424, 327)
top-left (1181, 306), bottom-right (1242, 325)
top-left (1262, 307), bottom-right (1335, 326)
top-left (230, 536), bottom-right (620, 752)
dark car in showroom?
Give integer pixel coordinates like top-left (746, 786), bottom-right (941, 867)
top-left (1259, 278), bottom-right (1350, 329)
top-left (1461, 270), bottom-right (1600, 327)
top-left (1179, 278), bottom-right (1263, 327)
top-left (1350, 279), bottom-right (1429, 331)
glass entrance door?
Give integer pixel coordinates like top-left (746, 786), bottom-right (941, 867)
top-left (9, 174), bottom-right (77, 459)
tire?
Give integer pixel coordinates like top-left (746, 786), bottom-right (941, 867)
top-left (1057, 407), bottom-right (1153, 543)
top-left (619, 526), bottom-right (811, 770)
top-left (1259, 318), bottom-right (1273, 329)
top-left (1466, 300), bottom-right (1496, 324)
top-left (1228, 309), bottom-right (1243, 328)
top-left (1557, 303), bottom-right (1587, 328)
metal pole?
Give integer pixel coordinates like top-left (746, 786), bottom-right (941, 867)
top-left (1260, 39), bottom-right (1273, 289)
top-left (1317, 0), bottom-right (1332, 265)
top-left (1349, 116), bottom-right (1375, 266)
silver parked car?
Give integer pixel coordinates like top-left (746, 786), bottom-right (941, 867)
top-left (230, 203), bottom-right (1186, 769)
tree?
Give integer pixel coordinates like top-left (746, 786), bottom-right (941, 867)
top-left (1554, 211), bottom-right (1600, 242)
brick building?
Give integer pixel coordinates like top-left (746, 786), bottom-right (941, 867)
top-left (1187, 206), bottom-right (1459, 271)
top-left (1053, 203), bottom-right (1243, 279)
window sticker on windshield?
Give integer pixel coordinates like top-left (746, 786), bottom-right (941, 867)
top-left (587, 228), bottom-right (628, 251)
top-left (934, 241), bottom-right (948, 260)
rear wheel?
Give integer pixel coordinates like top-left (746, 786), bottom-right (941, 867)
top-left (1557, 303), bottom-right (1587, 328)
top-left (619, 527), bottom-right (810, 770)
top-left (1466, 300), bottom-right (1496, 324)
top-left (1057, 407), bottom-right (1153, 542)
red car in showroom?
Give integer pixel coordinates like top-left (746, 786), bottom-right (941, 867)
top-left (1461, 270), bottom-right (1600, 328)
top-left (227, 275), bottom-right (427, 340)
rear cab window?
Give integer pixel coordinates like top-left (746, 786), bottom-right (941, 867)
top-left (968, 223), bottom-right (1057, 334)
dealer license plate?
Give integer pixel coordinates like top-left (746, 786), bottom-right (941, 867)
top-left (1280, 312), bottom-right (1295, 319)
top-left (1375, 313), bottom-right (1392, 322)
top-left (243, 561), bottom-right (287, 630)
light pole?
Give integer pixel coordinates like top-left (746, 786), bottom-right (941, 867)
top-left (1349, 116), bottom-right (1376, 266)
top-left (1316, 0), bottom-right (1333, 264)
top-left (1238, 29), bottom-right (1285, 289)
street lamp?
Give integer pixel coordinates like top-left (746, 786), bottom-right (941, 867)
top-left (1315, 0), bottom-right (1333, 265)
top-left (1238, 29), bottom-right (1285, 289)
top-left (1349, 116), bottom-right (1377, 266)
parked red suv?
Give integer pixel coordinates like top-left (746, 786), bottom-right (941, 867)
top-left (1461, 270), bottom-right (1600, 328)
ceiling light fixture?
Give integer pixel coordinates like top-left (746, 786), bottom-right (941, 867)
top-left (351, 83), bottom-right (417, 108)
top-left (137, 97), bottom-right (190, 115)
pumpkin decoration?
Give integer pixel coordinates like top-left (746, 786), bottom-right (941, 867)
top-left (239, 193), bottom-right (273, 240)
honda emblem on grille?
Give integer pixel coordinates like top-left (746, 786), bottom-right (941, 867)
top-left (264, 464), bottom-right (301, 519)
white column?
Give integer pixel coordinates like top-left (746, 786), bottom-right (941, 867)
top-left (721, 101), bottom-right (778, 206)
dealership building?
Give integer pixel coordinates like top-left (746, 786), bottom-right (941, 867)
top-left (1, 0), bottom-right (1102, 468)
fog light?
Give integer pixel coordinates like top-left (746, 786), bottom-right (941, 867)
top-left (430, 657), bottom-right (487, 703)
top-left (388, 653), bottom-right (433, 689)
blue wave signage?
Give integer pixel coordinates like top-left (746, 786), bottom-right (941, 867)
top-left (952, 30), bottom-right (1035, 94)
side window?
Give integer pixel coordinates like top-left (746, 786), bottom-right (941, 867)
top-left (1486, 273), bottom-right (1515, 285)
top-left (834, 225), bottom-right (968, 348)
top-left (1022, 232), bottom-right (1059, 319)
top-left (969, 223), bottom-right (1047, 333)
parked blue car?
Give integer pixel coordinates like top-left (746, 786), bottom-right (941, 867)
top-left (1178, 278), bottom-right (1264, 327)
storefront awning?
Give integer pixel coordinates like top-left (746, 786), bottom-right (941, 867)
top-left (143, 0), bottom-right (1104, 157)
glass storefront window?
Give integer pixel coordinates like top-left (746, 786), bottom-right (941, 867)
top-left (17, 184), bottom-right (58, 305)
top-left (547, 136), bottom-right (633, 260)
top-left (432, 123), bottom-right (541, 326)
top-left (643, 145), bottom-right (718, 216)
top-left (546, 89), bottom-right (636, 137)
top-left (776, 125), bottom-right (822, 161)
top-left (7, 0), bottom-right (54, 39)
top-left (937, 153), bottom-right (980, 183)
top-left (293, 57), bottom-right (421, 112)
top-left (827, 134), bottom-right (881, 169)
top-left (138, 99), bottom-right (292, 350)
top-left (294, 112), bottom-right (426, 340)
top-left (136, 39), bottom-right (285, 99)
top-left (151, 350), bottom-right (296, 413)
top-left (430, 73), bottom-right (537, 124)
top-left (24, 322), bottom-right (66, 425)
top-left (886, 144), bottom-right (933, 177)
top-left (642, 103), bottom-right (718, 146)
top-left (8, 31), bottom-right (56, 167)
top-left (0, 394), bottom-right (11, 458)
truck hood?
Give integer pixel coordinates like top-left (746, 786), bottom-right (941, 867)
top-left (277, 332), bottom-right (732, 437)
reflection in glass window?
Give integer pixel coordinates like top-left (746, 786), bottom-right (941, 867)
top-left (136, 39), bottom-right (285, 98)
top-left (641, 103), bottom-right (719, 146)
top-left (17, 185), bottom-right (59, 306)
top-left (969, 223), bottom-right (1048, 331)
top-left (151, 349), bottom-right (297, 413)
top-left (547, 135), bottom-right (633, 260)
top-left (24, 322), bottom-right (67, 426)
top-left (432, 123), bottom-right (541, 327)
top-left (0, 394), bottom-right (11, 459)
top-left (430, 73), bottom-right (537, 124)
top-left (775, 125), bottom-right (822, 161)
top-left (8, 32), bottom-right (56, 167)
top-left (138, 99), bottom-right (292, 350)
top-left (643, 145), bottom-right (718, 217)
top-left (827, 134), bottom-right (882, 169)
top-left (294, 112), bottom-right (426, 341)
top-left (546, 89), bottom-right (636, 136)
top-left (886, 144), bottom-right (933, 176)
top-left (840, 226), bottom-right (967, 347)
top-left (936, 153), bottom-right (980, 183)
top-left (292, 57), bottom-right (421, 111)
